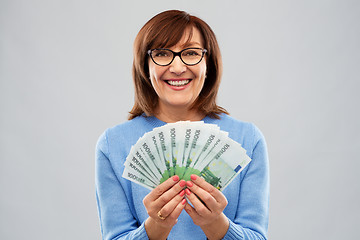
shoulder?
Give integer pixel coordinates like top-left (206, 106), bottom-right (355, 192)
top-left (106, 117), bottom-right (144, 138)
top-left (216, 114), bottom-right (263, 139)
top-left (96, 115), bottom-right (167, 156)
top-left (215, 114), bottom-right (266, 156)
top-left (96, 116), bottom-right (147, 152)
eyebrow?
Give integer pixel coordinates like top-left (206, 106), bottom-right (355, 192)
top-left (182, 41), bottom-right (202, 48)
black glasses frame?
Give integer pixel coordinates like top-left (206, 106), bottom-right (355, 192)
top-left (147, 48), bottom-right (207, 66)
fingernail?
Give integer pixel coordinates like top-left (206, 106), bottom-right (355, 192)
top-left (172, 175), bottom-right (179, 182)
top-left (185, 188), bottom-right (191, 196)
top-left (191, 174), bottom-right (197, 180)
top-left (186, 181), bottom-right (193, 187)
top-left (181, 198), bottom-right (187, 205)
top-left (179, 180), bottom-right (186, 187)
top-left (179, 190), bottom-right (185, 197)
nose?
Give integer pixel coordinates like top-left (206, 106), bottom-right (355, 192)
top-left (169, 56), bottom-right (186, 75)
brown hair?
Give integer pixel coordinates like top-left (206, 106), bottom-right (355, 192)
top-left (129, 10), bottom-right (228, 120)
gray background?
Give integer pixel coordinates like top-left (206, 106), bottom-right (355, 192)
top-left (1, 0), bottom-right (359, 239)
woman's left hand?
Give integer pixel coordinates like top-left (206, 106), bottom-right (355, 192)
top-left (184, 174), bottom-right (229, 240)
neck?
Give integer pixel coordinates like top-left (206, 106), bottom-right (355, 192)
top-left (155, 104), bottom-right (205, 123)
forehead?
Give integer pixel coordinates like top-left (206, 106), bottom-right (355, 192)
top-left (177, 27), bottom-right (204, 48)
top-left (151, 26), bottom-right (204, 50)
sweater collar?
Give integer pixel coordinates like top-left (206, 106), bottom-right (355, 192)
top-left (141, 113), bottom-right (221, 128)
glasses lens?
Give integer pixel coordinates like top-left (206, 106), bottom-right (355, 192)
top-left (181, 48), bottom-right (204, 65)
top-left (150, 49), bottom-right (173, 66)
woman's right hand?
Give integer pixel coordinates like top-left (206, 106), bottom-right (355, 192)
top-left (143, 175), bottom-right (187, 240)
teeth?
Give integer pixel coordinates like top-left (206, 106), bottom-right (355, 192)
top-left (167, 80), bottom-right (190, 86)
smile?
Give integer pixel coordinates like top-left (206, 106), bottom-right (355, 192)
top-left (165, 79), bottom-right (191, 87)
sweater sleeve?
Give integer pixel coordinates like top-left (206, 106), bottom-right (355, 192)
top-left (222, 124), bottom-right (270, 240)
top-left (95, 130), bottom-right (149, 240)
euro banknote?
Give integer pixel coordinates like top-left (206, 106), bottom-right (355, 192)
top-left (122, 121), bottom-right (251, 191)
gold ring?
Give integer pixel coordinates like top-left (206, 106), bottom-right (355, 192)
top-left (157, 211), bottom-right (166, 220)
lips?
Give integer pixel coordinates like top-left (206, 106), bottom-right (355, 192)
top-left (165, 79), bottom-right (192, 87)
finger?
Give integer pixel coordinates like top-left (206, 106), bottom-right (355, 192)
top-left (157, 189), bottom-right (186, 218)
top-left (184, 188), bottom-right (211, 216)
top-left (189, 174), bottom-right (227, 204)
top-left (184, 202), bottom-right (201, 223)
top-left (144, 175), bottom-right (180, 203)
top-left (154, 179), bottom-right (186, 207)
top-left (186, 180), bottom-right (218, 211)
top-left (164, 197), bottom-right (187, 224)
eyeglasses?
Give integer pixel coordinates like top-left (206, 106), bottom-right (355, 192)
top-left (147, 48), bottom-right (207, 66)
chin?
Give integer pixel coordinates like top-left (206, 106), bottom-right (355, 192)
top-left (166, 99), bottom-right (195, 108)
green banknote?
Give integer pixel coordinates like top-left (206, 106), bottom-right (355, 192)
top-left (122, 121), bottom-right (252, 191)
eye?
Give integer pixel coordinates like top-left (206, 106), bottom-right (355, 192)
top-left (183, 49), bottom-right (201, 57)
top-left (153, 50), bottom-right (171, 57)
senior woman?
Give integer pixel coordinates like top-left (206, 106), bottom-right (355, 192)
top-left (96, 10), bottom-right (269, 240)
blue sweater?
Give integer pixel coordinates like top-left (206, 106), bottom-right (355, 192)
top-left (95, 114), bottom-right (269, 240)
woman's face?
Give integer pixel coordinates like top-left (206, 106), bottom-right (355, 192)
top-left (148, 27), bottom-right (207, 113)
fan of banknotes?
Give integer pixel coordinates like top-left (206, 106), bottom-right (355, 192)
top-left (122, 121), bottom-right (252, 191)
